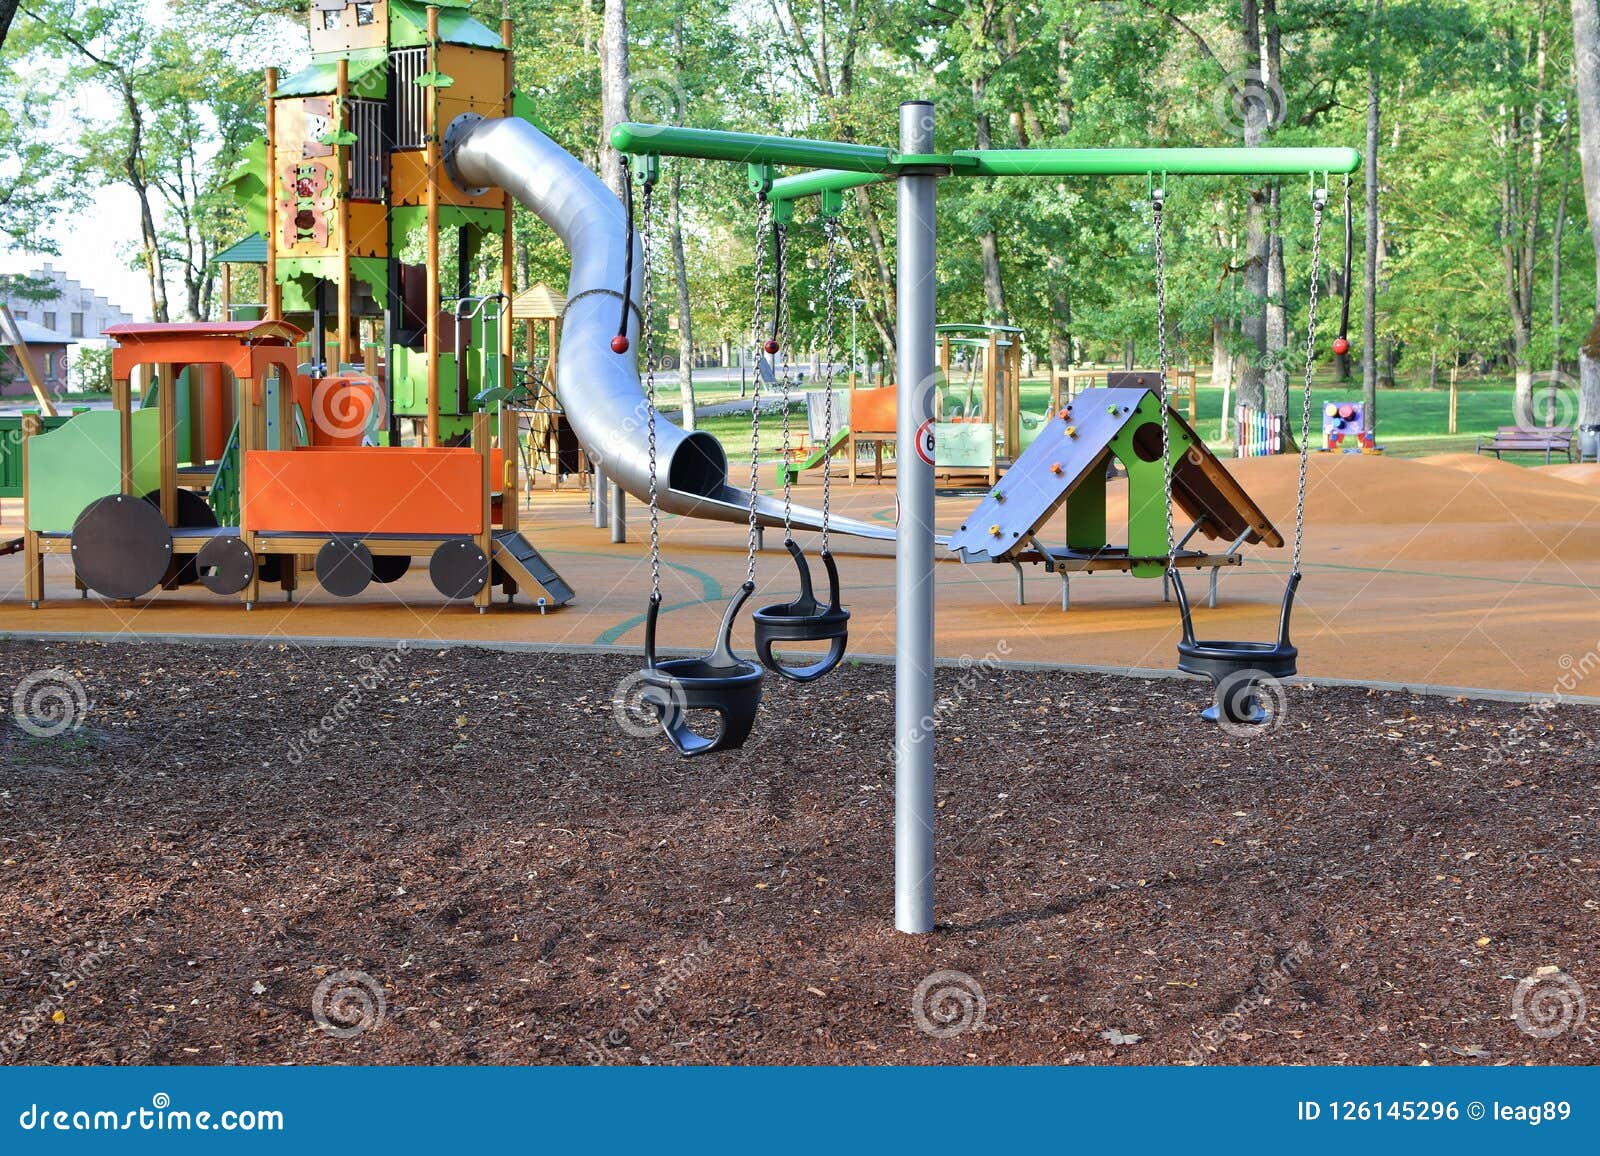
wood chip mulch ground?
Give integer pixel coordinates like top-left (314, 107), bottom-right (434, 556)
top-left (0, 639), bottom-right (1595, 1066)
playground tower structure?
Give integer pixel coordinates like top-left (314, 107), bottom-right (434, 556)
top-left (261, 0), bottom-right (523, 446)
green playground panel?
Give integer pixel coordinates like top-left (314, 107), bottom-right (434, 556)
top-left (390, 297), bottom-right (505, 418)
top-left (0, 410), bottom-right (90, 497)
top-left (139, 369), bottom-right (197, 465)
top-left (390, 205), bottom-right (503, 241)
top-left (1017, 411), bottom-right (1048, 451)
top-left (393, 348), bottom-right (462, 416)
top-left (26, 410), bottom-right (163, 532)
top-left (1105, 391), bottom-right (1196, 578)
top-left (934, 422), bottom-right (995, 470)
top-left (208, 424), bottom-right (241, 527)
top-left (278, 256), bottom-right (390, 311)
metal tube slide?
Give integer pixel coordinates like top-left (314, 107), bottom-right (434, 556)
top-left (448, 115), bottom-right (892, 541)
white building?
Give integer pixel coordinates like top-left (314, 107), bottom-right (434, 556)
top-left (1, 262), bottom-right (136, 346)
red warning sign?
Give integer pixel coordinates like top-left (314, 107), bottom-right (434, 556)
top-left (914, 418), bottom-right (936, 466)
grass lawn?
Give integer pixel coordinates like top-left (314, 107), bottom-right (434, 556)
top-left (679, 370), bottom-right (1559, 464)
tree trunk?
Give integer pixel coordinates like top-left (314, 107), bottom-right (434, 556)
top-left (1573, 0), bottom-right (1600, 438)
top-left (599, 0), bottom-right (629, 200)
top-left (667, 16), bottom-right (695, 428)
top-left (1211, 319), bottom-right (1234, 392)
top-left (1261, 0), bottom-right (1289, 421)
top-left (1501, 23), bottom-right (1547, 420)
top-left (1553, 124), bottom-right (1574, 376)
top-left (1334, 180), bottom-right (1354, 380)
top-left (114, 76), bottom-right (168, 323)
top-left (1048, 253), bottom-right (1072, 370)
top-left (972, 86), bottom-right (1008, 324)
top-left (1362, 0), bottom-right (1382, 428)
top-left (1237, 0), bottom-right (1268, 412)
top-left (668, 169), bottom-right (696, 430)
top-left (851, 186), bottom-right (896, 365)
top-left (0, 0), bottom-right (20, 53)
top-left (1265, 184), bottom-right (1288, 415)
top-left (1056, 29), bottom-right (1075, 135)
top-left (1212, 205), bottom-right (1237, 402)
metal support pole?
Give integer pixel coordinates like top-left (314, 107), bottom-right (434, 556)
top-left (594, 468), bottom-right (609, 529)
top-left (894, 100), bottom-right (937, 935)
top-left (610, 479), bottom-right (626, 543)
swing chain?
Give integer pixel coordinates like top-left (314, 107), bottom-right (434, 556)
top-left (1151, 185), bottom-right (1175, 564)
top-left (641, 174), bottom-right (661, 604)
top-left (1293, 186), bottom-right (1327, 576)
top-left (775, 221), bottom-right (794, 537)
top-left (819, 214), bottom-right (840, 556)
top-left (746, 196), bottom-right (770, 585)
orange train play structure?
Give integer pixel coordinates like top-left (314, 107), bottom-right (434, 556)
top-left (16, 320), bottom-right (571, 612)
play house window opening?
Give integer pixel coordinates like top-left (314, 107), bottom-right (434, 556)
top-left (349, 99), bottom-right (385, 200)
top-left (391, 47), bottom-right (427, 150)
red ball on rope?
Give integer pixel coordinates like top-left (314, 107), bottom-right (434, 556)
top-left (1332, 336), bottom-right (1350, 357)
top-left (764, 339), bottom-right (780, 355)
top-left (610, 334), bottom-right (630, 354)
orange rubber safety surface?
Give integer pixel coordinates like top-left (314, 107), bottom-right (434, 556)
top-left (2, 452), bottom-right (1599, 698)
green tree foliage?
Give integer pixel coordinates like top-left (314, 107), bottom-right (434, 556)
top-left (0, 0), bottom-right (1591, 432)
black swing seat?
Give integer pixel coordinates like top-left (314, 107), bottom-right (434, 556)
top-left (1171, 569), bottom-right (1301, 727)
top-left (751, 539), bottom-right (851, 683)
top-left (639, 581), bottom-right (765, 757)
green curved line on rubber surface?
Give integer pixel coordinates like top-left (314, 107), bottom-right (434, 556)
top-left (592, 558), bottom-right (723, 646)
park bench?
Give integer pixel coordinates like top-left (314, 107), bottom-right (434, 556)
top-left (1474, 425), bottom-right (1574, 465)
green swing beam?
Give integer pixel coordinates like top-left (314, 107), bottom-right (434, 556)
top-left (609, 123), bottom-right (1362, 203)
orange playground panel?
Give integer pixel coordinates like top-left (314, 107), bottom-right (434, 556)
top-left (242, 446), bottom-right (499, 535)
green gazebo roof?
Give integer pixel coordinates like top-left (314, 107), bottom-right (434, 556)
top-left (216, 233), bottom-right (267, 264)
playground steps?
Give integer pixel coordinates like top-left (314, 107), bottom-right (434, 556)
top-left (206, 425), bottom-right (242, 527)
top-left (491, 530), bottom-right (575, 608)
